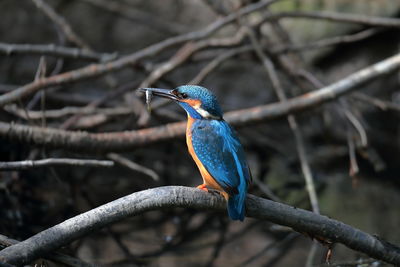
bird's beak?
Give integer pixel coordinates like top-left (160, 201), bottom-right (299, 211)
top-left (139, 88), bottom-right (178, 100)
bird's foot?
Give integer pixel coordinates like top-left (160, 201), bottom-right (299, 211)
top-left (196, 184), bottom-right (208, 192)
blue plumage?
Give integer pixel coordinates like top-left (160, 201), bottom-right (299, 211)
top-left (191, 119), bottom-right (251, 221)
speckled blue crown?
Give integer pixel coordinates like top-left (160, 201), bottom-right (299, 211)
top-left (176, 85), bottom-right (223, 117)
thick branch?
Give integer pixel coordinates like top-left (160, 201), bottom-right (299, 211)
top-left (0, 158), bottom-right (114, 170)
top-left (0, 186), bottom-right (399, 266)
top-left (1, 52), bottom-right (400, 151)
top-left (0, 234), bottom-right (95, 267)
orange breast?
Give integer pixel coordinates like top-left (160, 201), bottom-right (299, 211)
top-left (186, 116), bottom-right (228, 200)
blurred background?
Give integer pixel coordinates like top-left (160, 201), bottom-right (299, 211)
top-left (0, 0), bottom-right (400, 266)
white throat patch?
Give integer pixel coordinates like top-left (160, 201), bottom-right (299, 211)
top-left (193, 105), bottom-right (220, 119)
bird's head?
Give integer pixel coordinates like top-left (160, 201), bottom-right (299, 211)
top-left (140, 85), bottom-right (223, 120)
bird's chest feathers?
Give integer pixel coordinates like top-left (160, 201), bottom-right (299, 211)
top-left (186, 118), bottom-right (221, 160)
top-left (186, 118), bottom-right (215, 167)
top-left (186, 118), bottom-right (225, 192)
top-left (186, 118), bottom-right (211, 144)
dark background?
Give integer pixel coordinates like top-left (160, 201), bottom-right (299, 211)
top-left (0, 0), bottom-right (400, 266)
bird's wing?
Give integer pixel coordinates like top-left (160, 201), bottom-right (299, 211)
top-left (191, 119), bottom-right (251, 195)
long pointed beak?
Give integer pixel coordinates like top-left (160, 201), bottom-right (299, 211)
top-left (138, 88), bottom-right (178, 100)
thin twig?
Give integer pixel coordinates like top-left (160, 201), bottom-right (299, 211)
top-left (0, 42), bottom-right (116, 61)
top-left (0, 158), bottom-right (114, 170)
top-left (317, 258), bottom-right (379, 267)
top-left (343, 108), bottom-right (368, 148)
top-left (204, 219), bottom-right (228, 267)
top-left (347, 129), bottom-right (359, 179)
top-left (106, 153), bottom-right (159, 181)
top-left (0, 186), bottom-right (399, 266)
top-left (251, 175), bottom-right (280, 202)
top-left (352, 92), bottom-right (400, 112)
top-left (60, 80), bottom-right (139, 129)
top-left (189, 45), bottom-right (253, 84)
top-left (31, 0), bottom-right (90, 49)
top-left (237, 233), bottom-right (298, 267)
top-left (267, 11), bottom-right (400, 28)
top-left (272, 28), bottom-right (383, 54)
top-left (4, 104), bottom-right (135, 120)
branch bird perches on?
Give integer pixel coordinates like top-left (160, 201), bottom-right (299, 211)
top-left (0, 186), bottom-right (399, 266)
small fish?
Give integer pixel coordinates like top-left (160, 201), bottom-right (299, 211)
top-left (145, 89), bottom-right (153, 112)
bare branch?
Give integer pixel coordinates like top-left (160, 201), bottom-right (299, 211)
top-left (0, 43), bottom-right (116, 61)
top-left (4, 104), bottom-right (134, 120)
top-left (189, 45), bottom-right (253, 84)
top-left (0, 234), bottom-right (95, 267)
top-left (0, 158), bottom-right (114, 170)
top-left (347, 129), bottom-right (359, 179)
top-left (343, 108), bottom-right (368, 148)
top-left (272, 28), bottom-right (383, 54)
top-left (0, 186), bottom-right (399, 266)
top-left (106, 153), bottom-right (159, 181)
top-left (268, 11), bottom-right (400, 28)
top-left (1, 51), bottom-right (400, 151)
top-left (31, 0), bottom-right (90, 49)
top-left (352, 92), bottom-right (400, 112)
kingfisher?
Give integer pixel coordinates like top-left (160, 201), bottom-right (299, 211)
top-left (140, 85), bottom-right (251, 221)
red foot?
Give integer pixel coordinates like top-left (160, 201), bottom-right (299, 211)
top-left (196, 184), bottom-right (208, 192)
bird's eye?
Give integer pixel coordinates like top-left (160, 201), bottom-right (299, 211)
top-left (180, 93), bottom-right (188, 99)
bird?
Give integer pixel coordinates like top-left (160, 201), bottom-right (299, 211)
top-left (140, 85), bottom-right (251, 221)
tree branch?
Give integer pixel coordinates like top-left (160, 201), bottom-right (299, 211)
top-left (31, 0), bottom-right (90, 49)
top-left (106, 153), bottom-right (159, 181)
top-left (271, 28), bottom-right (383, 54)
top-left (0, 186), bottom-right (399, 266)
top-left (0, 158), bottom-right (114, 170)
top-left (0, 43), bottom-right (116, 61)
top-left (269, 11), bottom-right (400, 28)
top-left (0, 234), bottom-right (95, 267)
top-left (4, 104), bottom-right (134, 120)
top-left (1, 52), bottom-right (400, 151)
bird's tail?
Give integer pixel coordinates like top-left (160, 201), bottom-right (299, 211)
top-left (227, 189), bottom-right (247, 221)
